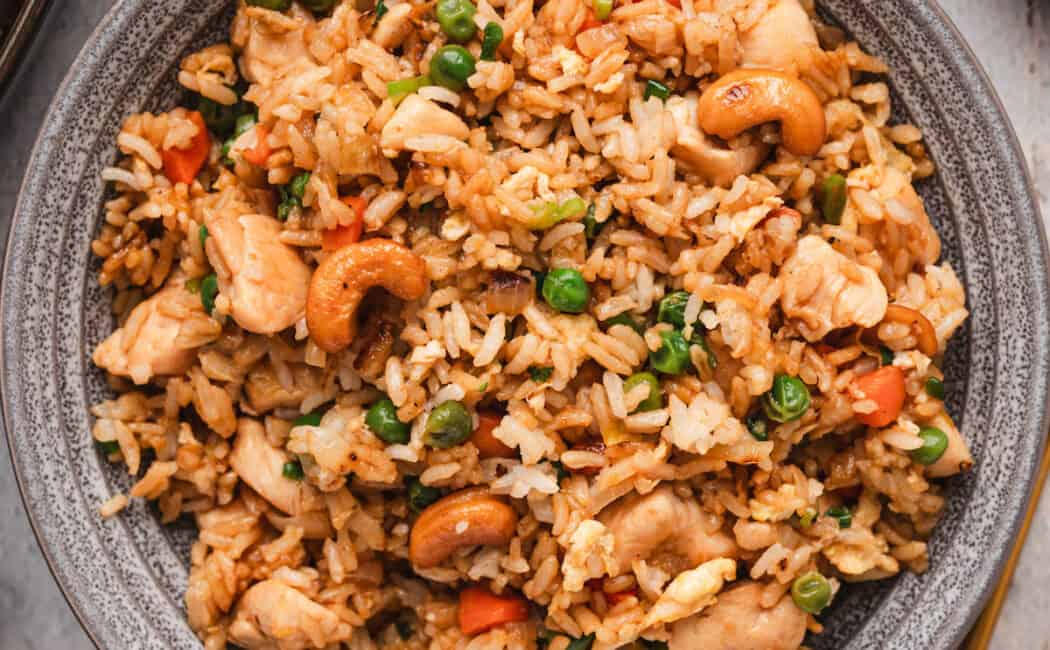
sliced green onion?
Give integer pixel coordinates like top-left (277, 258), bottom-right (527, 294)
top-left (797, 508), bottom-right (817, 529)
top-left (294, 410), bottom-right (325, 427)
top-left (825, 505), bottom-right (852, 529)
top-left (821, 174), bottom-right (847, 225)
top-left (374, 0), bottom-right (388, 24)
top-left (643, 79), bottom-right (670, 102)
top-left (594, 0), bottom-right (614, 20)
top-left (97, 440), bottom-right (121, 455)
top-left (528, 366), bottom-right (554, 383)
top-left (387, 75), bottom-right (431, 106)
top-left (746, 411), bottom-right (768, 441)
top-left (184, 278), bottom-right (201, 294)
top-left (198, 224), bottom-right (209, 248)
top-left (528, 196), bottom-right (588, 230)
top-left (200, 273), bottom-right (219, 315)
top-left (879, 345), bottom-right (894, 366)
top-left (481, 22), bottom-right (504, 61)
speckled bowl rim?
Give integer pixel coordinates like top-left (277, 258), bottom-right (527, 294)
top-left (3, 0), bottom-right (1048, 648)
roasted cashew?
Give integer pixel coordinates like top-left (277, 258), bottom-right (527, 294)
top-left (882, 304), bottom-right (938, 357)
top-left (306, 239), bottom-right (427, 353)
top-left (408, 487), bottom-right (518, 569)
top-left (698, 69), bottom-right (826, 157)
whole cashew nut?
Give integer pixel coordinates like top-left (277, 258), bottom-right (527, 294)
top-left (408, 487), bottom-right (518, 569)
top-left (306, 238), bottom-right (427, 353)
top-left (698, 69), bottom-right (827, 157)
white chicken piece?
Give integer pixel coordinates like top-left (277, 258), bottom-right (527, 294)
top-left (92, 284), bottom-right (215, 384)
top-left (229, 419), bottom-right (320, 515)
top-left (238, 10), bottom-right (313, 86)
top-left (666, 94), bottom-right (770, 187)
top-left (598, 485), bottom-right (738, 576)
top-left (739, 0), bottom-right (819, 72)
top-left (779, 235), bottom-right (888, 341)
top-left (227, 579), bottom-right (353, 649)
top-left (379, 95), bottom-right (470, 155)
top-left (204, 212), bottom-right (311, 335)
top-left (925, 412), bottom-right (974, 478)
top-left (669, 581), bottom-right (808, 650)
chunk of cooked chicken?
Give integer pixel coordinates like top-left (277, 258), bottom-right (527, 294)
top-left (925, 412), bottom-right (974, 478)
top-left (238, 10), bottom-right (313, 86)
top-left (244, 362), bottom-right (324, 413)
top-left (287, 405), bottom-right (399, 485)
top-left (669, 582), bottom-right (807, 650)
top-left (666, 94), bottom-right (770, 187)
top-left (92, 284), bottom-right (216, 384)
top-left (598, 485), bottom-right (738, 576)
top-left (372, 3), bottom-right (414, 50)
top-left (780, 235), bottom-right (888, 341)
top-left (739, 0), bottom-right (819, 72)
top-left (204, 212), bottom-right (311, 335)
top-left (229, 418), bottom-right (320, 515)
top-left (379, 95), bottom-right (470, 154)
top-left (227, 579), bottom-right (353, 649)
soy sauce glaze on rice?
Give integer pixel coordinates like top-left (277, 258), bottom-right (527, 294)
top-left (89, 0), bottom-right (972, 647)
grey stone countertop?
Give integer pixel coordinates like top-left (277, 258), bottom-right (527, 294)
top-left (0, 0), bottom-right (1047, 648)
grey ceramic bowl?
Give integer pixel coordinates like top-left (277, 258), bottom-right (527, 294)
top-left (2, 0), bottom-right (1048, 648)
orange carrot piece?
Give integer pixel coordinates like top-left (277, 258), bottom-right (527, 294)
top-left (161, 111), bottom-right (211, 185)
top-left (241, 124), bottom-right (271, 167)
top-left (850, 365), bottom-right (906, 428)
top-left (458, 586), bottom-right (529, 636)
top-left (322, 197), bottom-right (367, 250)
top-left (471, 411), bottom-right (515, 459)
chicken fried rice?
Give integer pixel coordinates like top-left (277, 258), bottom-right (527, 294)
top-left (89, 0), bottom-right (973, 647)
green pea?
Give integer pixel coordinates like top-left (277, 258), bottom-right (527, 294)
top-left (234, 113), bottom-right (257, 137)
top-left (925, 376), bottom-right (945, 400)
top-left (593, 0), bottom-right (614, 19)
top-left (542, 268), bottom-right (590, 313)
top-left (200, 273), bottom-right (219, 315)
top-left (624, 372), bottom-right (662, 412)
top-left (657, 291), bottom-right (691, 328)
top-left (197, 95), bottom-right (240, 136)
top-left (911, 427), bottom-right (948, 465)
top-left (528, 366), bottom-right (554, 383)
top-left (649, 329), bottom-right (690, 375)
top-left (481, 22), bottom-right (504, 60)
top-left (246, 0), bottom-right (291, 11)
top-left (199, 224), bottom-right (209, 248)
top-left (643, 79), bottom-right (670, 102)
top-left (821, 173), bottom-right (847, 225)
top-left (97, 440), bottom-right (120, 455)
top-left (603, 312), bottom-right (643, 334)
top-left (761, 374), bottom-right (811, 423)
top-left (436, 0), bottom-right (478, 42)
top-left (566, 634), bottom-right (596, 650)
top-left (300, 0), bottom-right (337, 12)
top-left (366, 398), bottom-right (411, 444)
top-left (791, 572), bottom-right (831, 614)
top-left (407, 476), bottom-right (442, 512)
top-left (282, 460), bottom-right (304, 480)
top-left (746, 411), bottom-right (769, 441)
top-left (429, 45), bottom-right (477, 92)
top-left (294, 410), bottom-right (325, 427)
top-left (289, 172), bottom-right (310, 200)
top-left (825, 505), bottom-right (852, 529)
top-left (879, 345), bottom-right (894, 366)
top-left (424, 400), bottom-right (473, 448)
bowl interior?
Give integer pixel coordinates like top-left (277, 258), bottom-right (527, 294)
top-left (3, 1), bottom-right (1048, 649)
